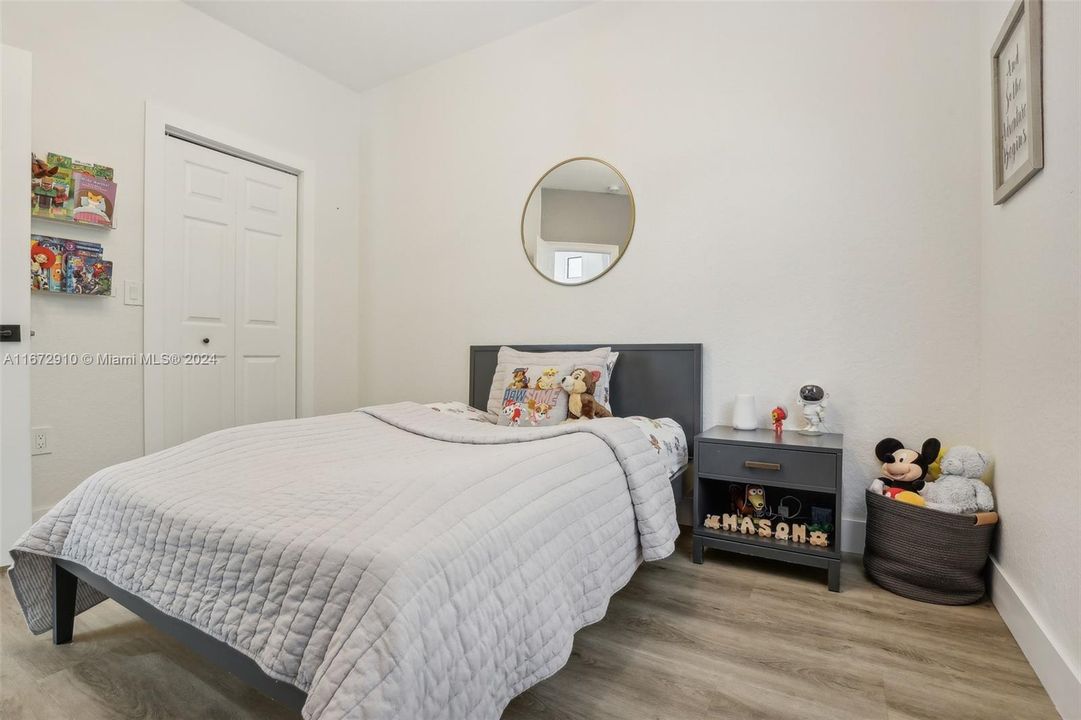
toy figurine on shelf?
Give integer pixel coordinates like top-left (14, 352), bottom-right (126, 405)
top-left (796, 384), bottom-right (829, 435)
top-left (730, 484), bottom-right (769, 518)
top-left (770, 405), bottom-right (787, 435)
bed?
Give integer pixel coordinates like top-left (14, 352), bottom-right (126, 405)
top-left (8, 343), bottom-right (701, 720)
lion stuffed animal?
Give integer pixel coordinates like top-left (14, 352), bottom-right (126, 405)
top-left (561, 368), bottom-right (612, 420)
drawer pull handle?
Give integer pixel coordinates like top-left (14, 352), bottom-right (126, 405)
top-left (745, 460), bottom-right (781, 471)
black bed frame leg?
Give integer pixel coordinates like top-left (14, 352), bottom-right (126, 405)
top-left (52, 561), bottom-right (77, 645)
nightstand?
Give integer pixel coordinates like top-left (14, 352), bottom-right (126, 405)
top-left (692, 426), bottom-right (844, 591)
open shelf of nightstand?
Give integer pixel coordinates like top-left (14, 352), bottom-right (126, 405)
top-left (693, 525), bottom-right (838, 559)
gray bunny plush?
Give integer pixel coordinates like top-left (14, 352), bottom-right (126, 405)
top-left (920, 445), bottom-right (994, 514)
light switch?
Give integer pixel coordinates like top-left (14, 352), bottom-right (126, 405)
top-left (124, 280), bottom-right (144, 306)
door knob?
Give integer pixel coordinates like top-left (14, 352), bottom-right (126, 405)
top-left (202, 337), bottom-right (210, 344)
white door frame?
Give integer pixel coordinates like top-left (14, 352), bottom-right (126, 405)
top-left (143, 102), bottom-right (315, 453)
top-left (1, 46), bottom-right (34, 566)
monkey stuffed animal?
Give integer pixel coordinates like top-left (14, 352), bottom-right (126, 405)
top-left (561, 368), bottom-right (612, 420)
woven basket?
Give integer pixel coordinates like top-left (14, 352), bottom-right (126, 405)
top-left (863, 489), bottom-right (998, 605)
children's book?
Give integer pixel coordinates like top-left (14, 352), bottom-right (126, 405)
top-left (74, 160), bottom-right (113, 181)
top-left (72, 172), bottom-right (116, 227)
top-left (64, 254), bottom-right (86, 294)
top-left (30, 235), bottom-right (64, 292)
top-left (71, 257), bottom-right (113, 296)
top-left (31, 153), bottom-right (74, 220)
top-left (64, 239), bottom-right (104, 257)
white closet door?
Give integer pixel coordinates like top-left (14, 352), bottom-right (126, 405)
top-left (164, 139), bottom-right (238, 446)
top-left (234, 158), bottom-right (297, 426)
top-left (162, 138), bottom-right (296, 447)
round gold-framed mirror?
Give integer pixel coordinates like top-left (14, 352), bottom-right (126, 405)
top-left (520, 157), bottom-right (635, 286)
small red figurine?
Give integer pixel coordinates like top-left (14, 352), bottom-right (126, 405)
top-left (770, 405), bottom-right (788, 434)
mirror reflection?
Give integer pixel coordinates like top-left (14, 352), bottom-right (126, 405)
top-left (521, 158), bottom-right (634, 285)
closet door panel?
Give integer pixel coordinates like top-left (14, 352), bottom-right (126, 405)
top-left (234, 161), bottom-right (298, 426)
top-left (164, 138), bottom-right (237, 446)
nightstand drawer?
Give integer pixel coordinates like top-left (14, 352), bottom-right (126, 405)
top-left (696, 442), bottom-right (836, 490)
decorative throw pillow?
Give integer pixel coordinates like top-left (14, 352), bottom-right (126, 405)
top-left (487, 347), bottom-right (612, 415)
top-left (495, 364), bottom-right (571, 427)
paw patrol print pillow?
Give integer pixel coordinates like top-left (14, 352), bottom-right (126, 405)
top-left (496, 364), bottom-right (572, 427)
top-left (489, 347), bottom-right (611, 415)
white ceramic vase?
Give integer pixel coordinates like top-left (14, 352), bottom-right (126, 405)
top-left (732, 394), bottom-right (757, 430)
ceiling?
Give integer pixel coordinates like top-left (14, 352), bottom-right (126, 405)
top-left (541, 160), bottom-right (628, 195)
top-left (186, 1), bottom-right (586, 93)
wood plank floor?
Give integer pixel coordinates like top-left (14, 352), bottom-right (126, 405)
top-left (1, 530), bottom-right (1058, 720)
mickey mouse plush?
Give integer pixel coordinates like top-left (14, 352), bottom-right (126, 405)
top-left (869, 437), bottom-right (941, 501)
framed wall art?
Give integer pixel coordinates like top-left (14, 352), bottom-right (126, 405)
top-left (991, 0), bottom-right (1043, 205)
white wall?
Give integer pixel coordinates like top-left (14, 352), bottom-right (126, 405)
top-left (978, 1), bottom-right (1081, 716)
top-left (2, 1), bottom-right (363, 512)
top-left (356, 1), bottom-right (984, 522)
top-left (0, 45), bottom-right (34, 564)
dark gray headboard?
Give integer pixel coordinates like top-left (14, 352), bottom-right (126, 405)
top-left (469, 344), bottom-right (702, 458)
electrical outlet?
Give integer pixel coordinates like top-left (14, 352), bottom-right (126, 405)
top-left (31, 426), bottom-right (51, 456)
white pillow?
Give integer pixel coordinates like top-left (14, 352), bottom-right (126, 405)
top-left (488, 347), bottom-right (611, 415)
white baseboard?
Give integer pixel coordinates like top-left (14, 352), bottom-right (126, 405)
top-left (841, 517), bottom-right (865, 555)
top-left (989, 557), bottom-right (1081, 719)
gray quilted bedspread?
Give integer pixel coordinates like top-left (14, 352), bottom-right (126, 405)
top-left (8, 402), bottom-right (678, 719)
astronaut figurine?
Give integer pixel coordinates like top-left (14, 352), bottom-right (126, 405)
top-left (796, 384), bottom-right (829, 435)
